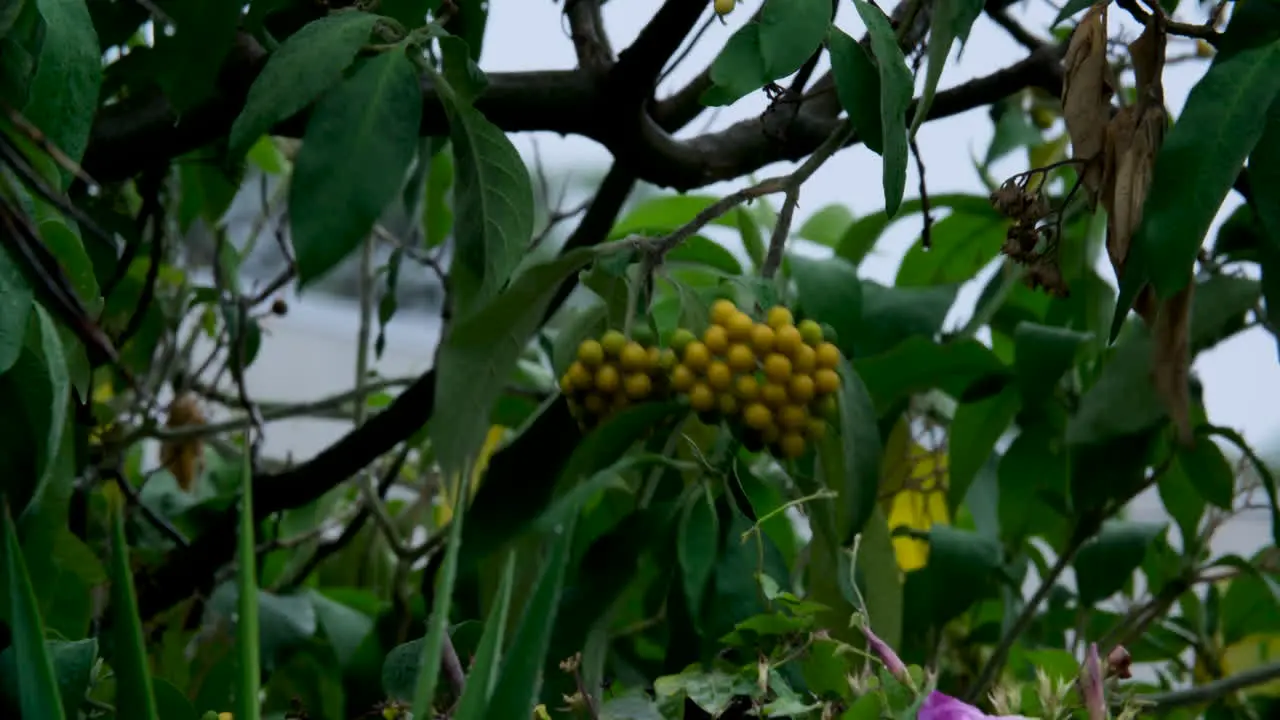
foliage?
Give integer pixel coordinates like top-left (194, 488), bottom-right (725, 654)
top-left (0, 0), bottom-right (1279, 719)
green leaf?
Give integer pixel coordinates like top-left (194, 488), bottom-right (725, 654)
top-left (0, 244), bottom-right (33, 374)
top-left (308, 591), bottom-right (373, 669)
top-left (1, 503), bottom-right (65, 720)
top-left (798, 204), bottom-right (855, 247)
top-left (985, 98), bottom-right (1045, 167)
top-left (1248, 99), bottom-right (1280, 329)
top-left (452, 552), bottom-right (516, 720)
top-left (438, 34), bottom-right (488, 104)
top-left (1066, 324), bottom-right (1166, 446)
top-left (1074, 521), bottom-right (1167, 605)
top-left (229, 12), bottom-right (381, 155)
top-left (1175, 436), bottom-right (1234, 509)
top-left (836, 194), bottom-right (994, 266)
top-left (290, 49), bottom-right (423, 286)
top-left (153, 0), bottom-right (239, 111)
top-left (828, 27), bottom-right (884, 156)
top-left (998, 426), bottom-right (1069, 544)
top-left (817, 358), bottom-right (882, 540)
top-left (947, 385), bottom-right (1020, 508)
top-left (409, 457), bottom-right (467, 720)
top-left (485, 515), bottom-right (578, 719)
top-left (152, 678), bottom-right (197, 720)
top-left (108, 498), bottom-right (159, 720)
top-left (23, 0), bottom-right (100, 183)
top-left (702, 0), bottom-right (831, 106)
top-left (0, 307), bottom-right (69, 515)
top-left (894, 210), bottom-right (1006, 287)
top-left (910, 0), bottom-right (984, 136)
top-left (678, 487), bottom-right (719, 623)
top-left (1052, 0), bottom-right (1099, 27)
top-left (853, 337), bottom-right (1008, 412)
top-left (424, 141), bottom-right (456, 249)
top-left (0, 638), bottom-right (96, 717)
top-left (609, 195), bottom-right (741, 239)
top-left (851, 0), bottom-right (913, 217)
top-left (1114, 4), bottom-right (1280, 334)
top-left (432, 247), bottom-right (597, 478)
top-left (441, 94), bottom-right (535, 315)
top-left (905, 525), bottom-right (1002, 626)
top-left (37, 218), bottom-right (100, 314)
top-left (790, 253), bottom-right (862, 357)
top-left (1158, 454), bottom-right (1206, 548)
top-left (1013, 322), bottom-right (1090, 403)
top-left (667, 236), bottom-right (742, 275)
top-left (853, 282), bottom-right (958, 359)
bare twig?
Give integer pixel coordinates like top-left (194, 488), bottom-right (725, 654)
top-left (909, 136), bottom-right (934, 250)
top-left (1135, 660), bottom-right (1280, 710)
top-left (102, 467), bottom-right (190, 547)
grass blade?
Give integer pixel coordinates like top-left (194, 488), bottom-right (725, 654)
top-left (2, 501), bottom-right (65, 719)
top-left (236, 442), bottom-right (261, 720)
top-left (452, 550), bottom-right (517, 720)
top-left (106, 490), bottom-right (159, 720)
top-left (410, 467), bottom-right (469, 719)
top-left (485, 515), bottom-right (578, 719)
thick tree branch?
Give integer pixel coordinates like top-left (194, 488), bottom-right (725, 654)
top-left (564, 0), bottom-right (615, 75)
top-left (612, 0), bottom-right (709, 100)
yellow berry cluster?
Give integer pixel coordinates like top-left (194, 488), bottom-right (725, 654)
top-left (669, 300), bottom-right (841, 459)
top-left (560, 329), bottom-right (675, 431)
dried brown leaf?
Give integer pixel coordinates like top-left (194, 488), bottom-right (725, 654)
top-left (1129, 15), bottom-right (1167, 105)
top-left (1062, 3), bottom-right (1114, 201)
top-left (1152, 282), bottom-right (1194, 445)
top-left (160, 393), bottom-right (206, 492)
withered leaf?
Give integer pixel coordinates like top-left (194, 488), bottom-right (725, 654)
top-left (1130, 14), bottom-right (1166, 105)
top-left (1062, 3), bottom-right (1114, 202)
top-left (1152, 282), bottom-right (1194, 445)
top-left (160, 392), bottom-right (206, 492)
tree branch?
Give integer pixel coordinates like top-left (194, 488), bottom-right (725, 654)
top-left (1135, 660), bottom-right (1280, 710)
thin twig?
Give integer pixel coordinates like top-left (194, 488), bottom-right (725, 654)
top-left (761, 120), bottom-right (857, 277)
top-left (1135, 660), bottom-right (1280, 710)
top-left (909, 136), bottom-right (933, 250)
top-left (102, 467), bottom-right (190, 547)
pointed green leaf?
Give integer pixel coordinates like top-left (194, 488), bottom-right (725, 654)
top-left (851, 0), bottom-right (913, 217)
top-left (441, 96), bottom-right (535, 315)
top-left (409, 463), bottom-right (467, 720)
top-left (947, 385), bottom-right (1020, 508)
top-left (0, 244), bottom-right (33, 374)
top-left (452, 551), bottom-right (516, 720)
top-left (23, 0), bottom-right (100, 185)
top-left (835, 194), bottom-right (993, 265)
top-left (0, 307), bottom-right (68, 515)
top-left (229, 12), bottom-right (382, 155)
top-left (790, 253), bottom-right (862, 360)
top-left (108, 497), bottom-right (158, 720)
top-left (153, 0), bottom-right (239, 111)
top-left (828, 27), bottom-right (884, 156)
top-left (484, 515), bottom-right (578, 719)
top-left (1074, 521), bottom-right (1167, 604)
top-left (894, 210), bottom-right (1006, 287)
top-left (910, 0), bottom-right (984, 136)
top-left (2, 503), bottom-right (65, 720)
top-left (290, 49), bottom-right (424, 286)
top-left (678, 487), bottom-right (719, 623)
top-left (703, 0), bottom-right (831, 106)
top-left (1114, 2), bottom-right (1280, 335)
top-left (432, 247), bottom-right (597, 478)
top-left (817, 357), bottom-right (882, 540)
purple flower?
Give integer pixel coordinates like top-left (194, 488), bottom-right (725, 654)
top-left (918, 691), bottom-right (1036, 720)
top-left (861, 625), bottom-right (909, 684)
top-left (1081, 643), bottom-right (1106, 720)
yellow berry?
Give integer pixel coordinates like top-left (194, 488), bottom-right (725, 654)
top-left (1196, 39), bottom-right (1214, 58)
top-left (805, 418), bottom-right (827, 441)
top-left (711, 298), bottom-right (738, 326)
top-left (792, 344), bottom-right (817, 375)
top-left (814, 368), bottom-right (840, 395)
top-left (798, 319), bottom-right (824, 346)
top-left (584, 393), bottom-right (607, 415)
top-left (815, 342), bottom-right (841, 370)
top-left (725, 312), bottom-right (754, 342)
top-left (778, 404), bottom-right (808, 430)
top-left (763, 353), bottom-right (792, 384)
top-left (706, 361), bottom-right (733, 392)
top-left (671, 364), bottom-right (695, 392)
top-left (714, 0), bottom-right (735, 16)
top-left (788, 374), bottom-right (815, 404)
top-left (568, 361), bottom-right (594, 390)
top-left (578, 339), bottom-right (605, 367)
top-left (778, 432), bottom-right (807, 458)
top-left (750, 323), bottom-right (776, 354)
top-left (625, 373), bottom-right (652, 400)
top-left (762, 382), bottom-right (788, 409)
top-left (703, 325), bottom-right (730, 355)
top-left (601, 330), bottom-right (626, 356)
top-left (775, 324), bottom-right (803, 356)
top-left (620, 342), bottom-right (648, 372)
top-left (670, 328), bottom-right (696, 353)
top-left (595, 364), bottom-right (621, 393)
top-left (735, 374), bottom-right (761, 401)
top-left (559, 373), bottom-right (575, 395)
top-left (766, 306), bottom-right (793, 329)
top-left (689, 383), bottom-right (716, 412)
top-left (762, 423), bottom-right (781, 444)
top-left (646, 345), bottom-right (662, 370)
top-left (718, 393), bottom-right (739, 417)
top-left (659, 348), bottom-right (678, 371)
top-left (611, 394), bottom-right (631, 412)
top-left (817, 394), bottom-right (838, 421)
top-left (743, 402), bottom-right (772, 430)
top-left (727, 344), bottom-right (756, 373)
top-left (683, 341), bottom-right (711, 372)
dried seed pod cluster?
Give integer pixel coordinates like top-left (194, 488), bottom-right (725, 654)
top-left (669, 299), bottom-right (841, 459)
top-left (560, 329), bottom-right (675, 431)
